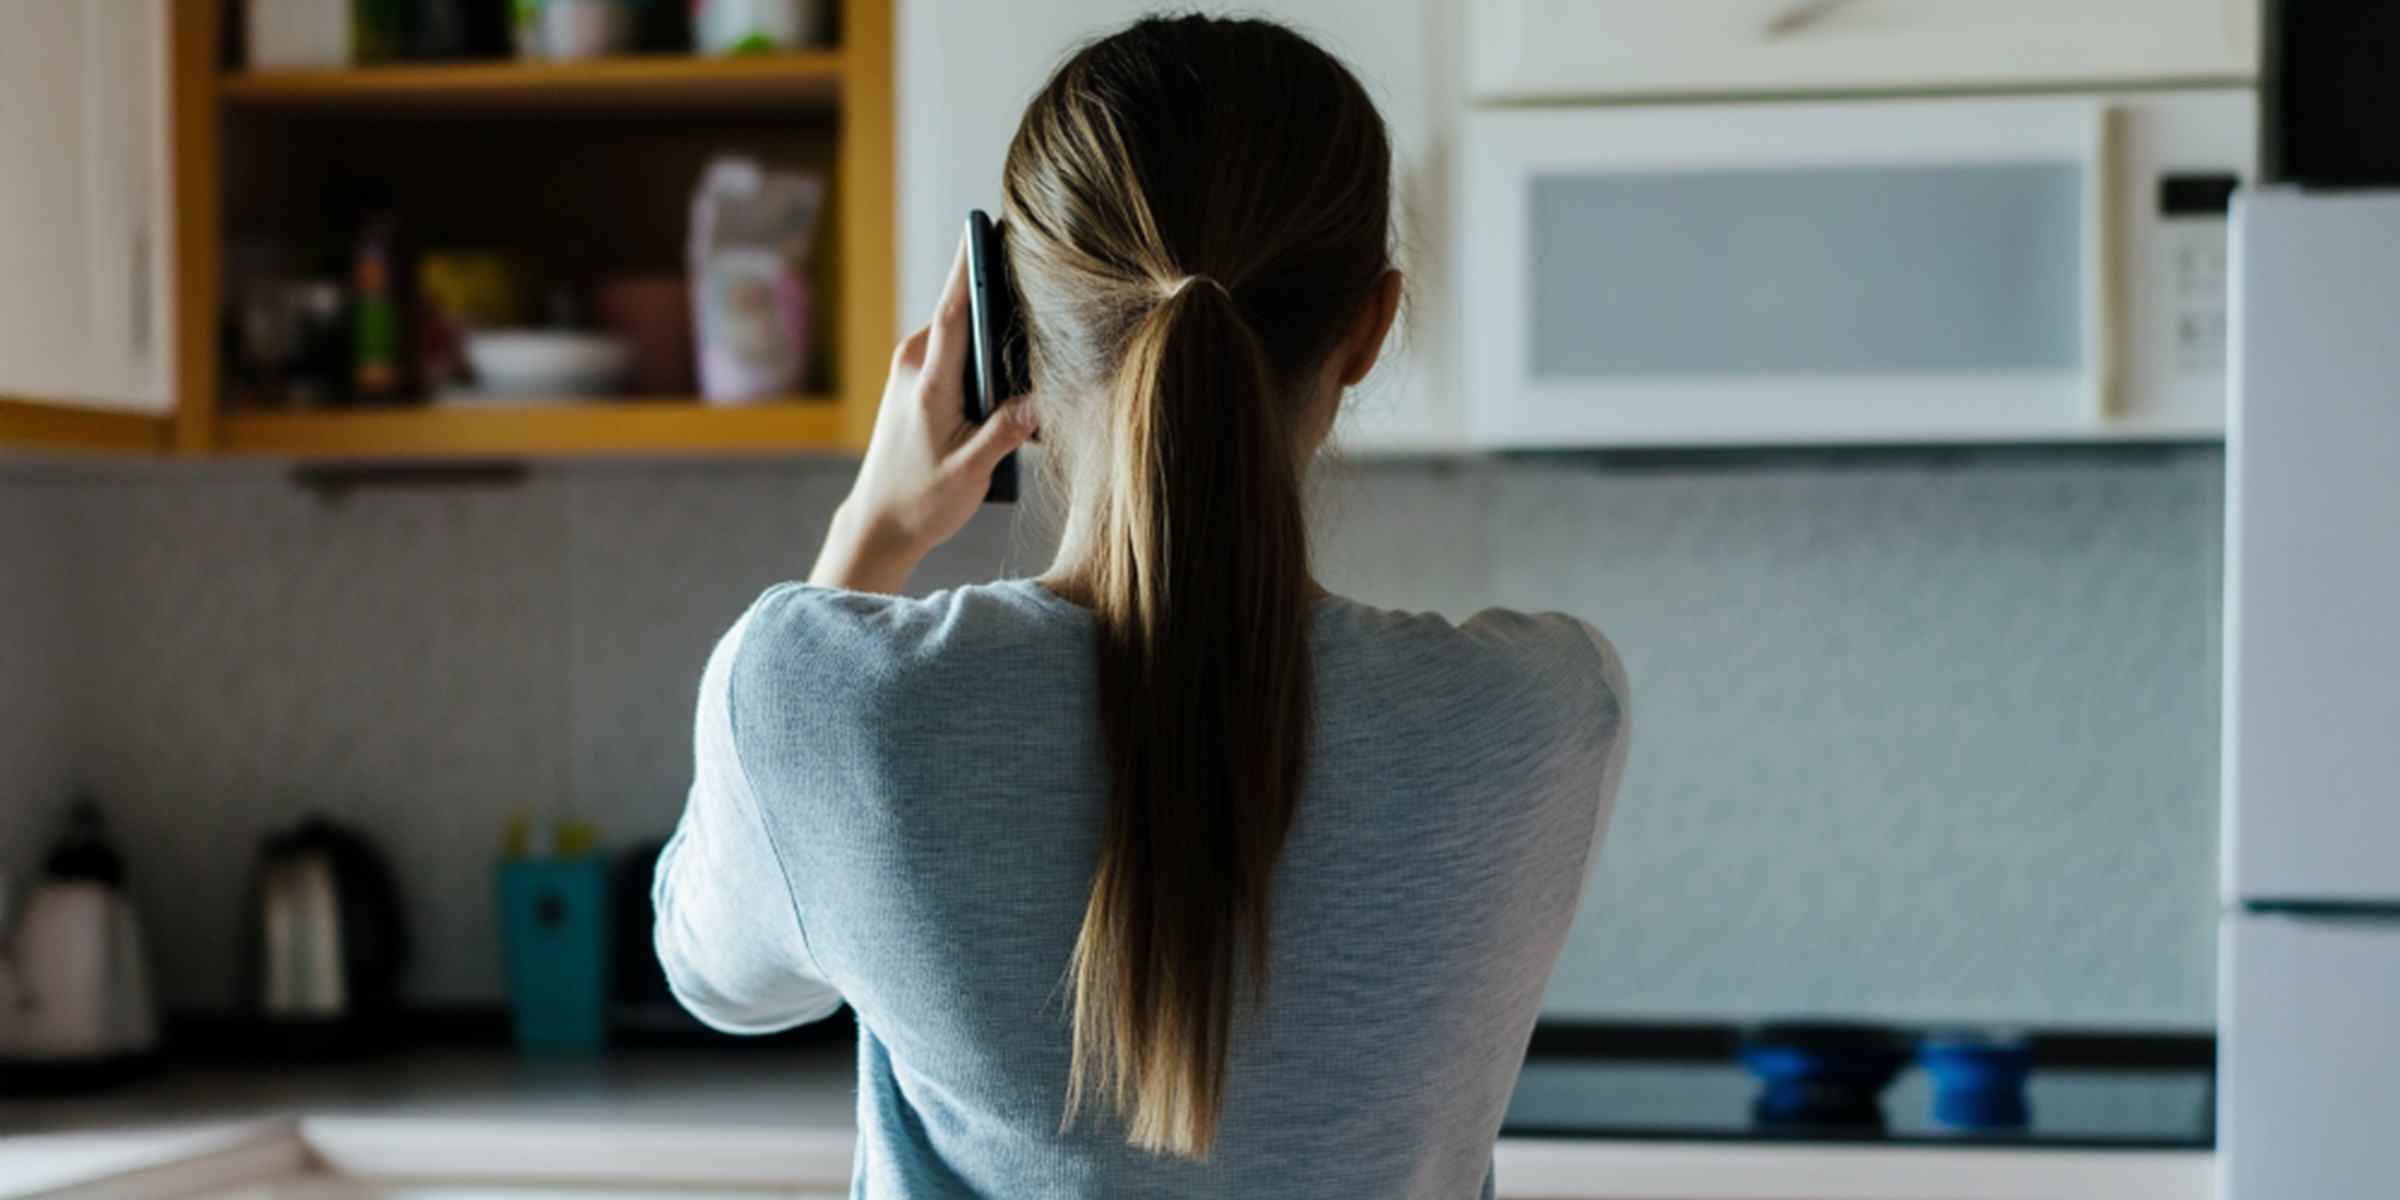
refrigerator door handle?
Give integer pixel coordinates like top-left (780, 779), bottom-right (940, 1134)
top-left (2240, 899), bottom-right (2400, 922)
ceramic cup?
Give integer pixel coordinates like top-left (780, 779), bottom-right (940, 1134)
top-left (596, 275), bottom-right (698, 396)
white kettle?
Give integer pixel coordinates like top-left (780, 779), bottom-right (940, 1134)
top-left (0, 800), bottom-right (158, 1071)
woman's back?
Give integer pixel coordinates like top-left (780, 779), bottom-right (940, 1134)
top-left (659, 579), bottom-right (1628, 1198)
top-left (658, 15), bottom-right (1634, 1194)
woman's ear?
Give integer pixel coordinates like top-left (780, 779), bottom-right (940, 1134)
top-left (1336, 269), bottom-right (1404, 387)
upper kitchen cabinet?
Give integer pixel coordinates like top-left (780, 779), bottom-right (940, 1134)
top-left (0, 0), bottom-right (188, 453)
top-left (198, 0), bottom-right (894, 458)
top-left (900, 0), bottom-right (1467, 454)
top-left (1468, 0), bottom-right (2260, 103)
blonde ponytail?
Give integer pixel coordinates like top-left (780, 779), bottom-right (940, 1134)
top-left (1066, 275), bottom-right (1310, 1157)
top-left (1002, 15), bottom-right (1394, 1159)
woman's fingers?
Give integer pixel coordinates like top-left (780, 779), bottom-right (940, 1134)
top-left (891, 325), bottom-right (930, 373)
top-left (955, 397), bottom-right (1037, 478)
top-left (814, 237), bottom-right (1011, 594)
top-left (920, 231), bottom-right (976, 419)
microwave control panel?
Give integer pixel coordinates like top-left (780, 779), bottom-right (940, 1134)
top-left (2161, 173), bottom-right (2239, 378)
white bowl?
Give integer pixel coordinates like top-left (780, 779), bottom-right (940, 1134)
top-left (464, 331), bottom-right (635, 399)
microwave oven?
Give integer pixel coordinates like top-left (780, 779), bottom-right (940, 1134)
top-left (1461, 90), bottom-right (2255, 447)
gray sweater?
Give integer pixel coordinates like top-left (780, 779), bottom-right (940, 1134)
top-left (656, 579), bottom-right (1629, 1199)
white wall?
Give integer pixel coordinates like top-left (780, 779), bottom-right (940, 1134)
top-left (899, 0), bottom-right (1464, 451)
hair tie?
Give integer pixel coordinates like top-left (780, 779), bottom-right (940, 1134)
top-left (1163, 274), bottom-right (1233, 301)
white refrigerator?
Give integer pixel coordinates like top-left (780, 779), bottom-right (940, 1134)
top-left (2221, 189), bottom-right (2400, 1198)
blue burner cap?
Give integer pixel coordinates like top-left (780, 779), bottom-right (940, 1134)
top-left (1918, 1035), bottom-right (2033, 1130)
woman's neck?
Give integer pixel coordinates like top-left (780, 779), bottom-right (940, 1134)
top-left (1036, 406), bottom-right (1341, 609)
top-left (1037, 535), bottom-right (1330, 612)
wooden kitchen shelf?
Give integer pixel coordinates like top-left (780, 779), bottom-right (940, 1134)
top-left (3, 3), bottom-right (885, 460)
top-left (217, 399), bottom-right (848, 458)
top-left (183, 0), bottom-right (897, 460)
top-left (218, 51), bottom-right (846, 116)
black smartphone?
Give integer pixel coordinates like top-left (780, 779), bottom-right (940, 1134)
top-left (962, 210), bottom-right (1030, 504)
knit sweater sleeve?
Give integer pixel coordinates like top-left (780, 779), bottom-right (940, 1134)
top-left (653, 602), bottom-right (844, 1034)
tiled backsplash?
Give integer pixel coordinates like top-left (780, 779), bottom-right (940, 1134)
top-left (0, 446), bottom-right (2222, 1029)
top-left (0, 479), bottom-right (73, 917)
top-left (1318, 449), bottom-right (2224, 1029)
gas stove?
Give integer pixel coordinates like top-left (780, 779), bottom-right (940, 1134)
top-left (1502, 1024), bottom-right (2213, 1149)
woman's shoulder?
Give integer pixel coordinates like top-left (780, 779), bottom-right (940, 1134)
top-left (723, 579), bottom-right (1083, 698)
top-left (1318, 597), bottom-right (1628, 719)
top-left (742, 577), bottom-right (1070, 638)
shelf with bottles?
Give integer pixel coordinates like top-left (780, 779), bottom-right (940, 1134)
top-left (204, 0), bottom-right (892, 459)
top-left (226, 0), bottom-right (847, 114)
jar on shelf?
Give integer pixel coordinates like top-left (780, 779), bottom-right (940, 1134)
top-left (511, 0), bottom-right (637, 62)
top-left (694, 0), bottom-right (826, 55)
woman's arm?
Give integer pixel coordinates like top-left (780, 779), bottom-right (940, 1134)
top-left (653, 607), bottom-right (843, 1032)
top-left (809, 230), bottom-right (1036, 594)
top-left (657, 237), bottom-right (1036, 1026)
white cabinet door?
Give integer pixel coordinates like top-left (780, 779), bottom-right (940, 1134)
top-left (899, 0), bottom-right (1465, 455)
top-left (0, 0), bottom-right (176, 414)
top-left (2225, 193), bottom-right (2400, 903)
top-left (1468, 0), bottom-right (2259, 102)
top-left (2223, 916), bottom-right (2400, 1199)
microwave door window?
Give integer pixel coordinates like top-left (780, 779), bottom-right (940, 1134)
top-left (1528, 163), bottom-right (2086, 383)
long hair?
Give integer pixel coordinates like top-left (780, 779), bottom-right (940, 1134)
top-left (1000, 15), bottom-right (1394, 1159)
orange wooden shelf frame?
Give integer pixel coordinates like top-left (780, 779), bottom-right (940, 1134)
top-left (0, 396), bottom-right (170, 454)
top-left (218, 51), bottom-right (846, 115)
top-left (216, 399), bottom-right (849, 458)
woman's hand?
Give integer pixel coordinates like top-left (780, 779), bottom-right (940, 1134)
top-left (810, 233), bottom-right (1036, 594)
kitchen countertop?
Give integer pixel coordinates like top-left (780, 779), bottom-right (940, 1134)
top-left (0, 1048), bottom-right (2216, 1200)
top-left (0, 1045), bottom-right (859, 1136)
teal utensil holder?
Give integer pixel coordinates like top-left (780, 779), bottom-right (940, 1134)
top-left (498, 857), bottom-right (610, 1052)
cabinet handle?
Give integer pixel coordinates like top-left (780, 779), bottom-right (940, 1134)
top-left (131, 226), bottom-right (150, 361)
top-left (1764, 0), bottom-right (1861, 38)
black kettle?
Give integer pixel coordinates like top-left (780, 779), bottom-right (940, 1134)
top-left (240, 816), bottom-right (408, 1051)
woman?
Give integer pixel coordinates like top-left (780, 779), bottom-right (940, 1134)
top-left (655, 16), bottom-right (1629, 1198)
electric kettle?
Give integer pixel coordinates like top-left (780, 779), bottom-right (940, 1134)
top-left (242, 816), bottom-right (409, 1050)
top-left (0, 799), bottom-right (160, 1085)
